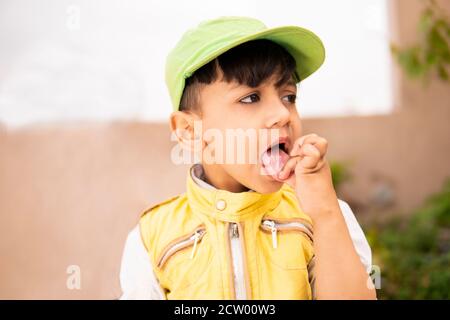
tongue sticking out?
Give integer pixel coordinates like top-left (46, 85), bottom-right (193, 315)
top-left (261, 144), bottom-right (290, 180)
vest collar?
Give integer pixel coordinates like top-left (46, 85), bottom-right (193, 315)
top-left (187, 163), bottom-right (283, 223)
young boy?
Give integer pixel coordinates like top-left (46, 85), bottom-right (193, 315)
top-left (120, 16), bottom-right (376, 300)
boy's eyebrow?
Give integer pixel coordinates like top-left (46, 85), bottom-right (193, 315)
top-left (229, 82), bottom-right (243, 90)
top-left (283, 79), bottom-right (297, 88)
top-left (228, 79), bottom-right (297, 91)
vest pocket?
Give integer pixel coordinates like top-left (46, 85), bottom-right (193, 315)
top-left (156, 225), bottom-right (207, 269)
top-left (156, 224), bottom-right (214, 294)
top-left (258, 217), bottom-right (314, 270)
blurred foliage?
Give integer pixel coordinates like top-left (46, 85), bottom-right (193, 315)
top-left (391, 0), bottom-right (450, 83)
top-left (367, 178), bottom-right (450, 299)
top-left (330, 160), bottom-right (353, 191)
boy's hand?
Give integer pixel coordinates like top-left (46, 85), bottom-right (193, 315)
top-left (278, 133), bottom-right (339, 221)
top-left (276, 134), bottom-right (376, 299)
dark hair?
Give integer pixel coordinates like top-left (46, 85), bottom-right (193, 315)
top-left (179, 39), bottom-right (299, 112)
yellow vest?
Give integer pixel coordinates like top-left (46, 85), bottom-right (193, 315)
top-left (139, 166), bottom-right (315, 300)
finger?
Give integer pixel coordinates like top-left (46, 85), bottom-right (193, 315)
top-left (291, 134), bottom-right (328, 159)
top-left (298, 144), bottom-right (321, 169)
top-left (299, 157), bottom-right (328, 175)
top-left (289, 133), bottom-right (318, 157)
top-left (310, 136), bottom-right (328, 159)
top-left (277, 155), bottom-right (301, 180)
top-left (279, 143), bottom-right (320, 179)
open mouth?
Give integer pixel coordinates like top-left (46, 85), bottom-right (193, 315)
top-left (271, 142), bottom-right (288, 154)
top-left (261, 139), bottom-right (291, 179)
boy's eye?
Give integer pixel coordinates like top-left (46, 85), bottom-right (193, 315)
top-left (283, 94), bottom-right (297, 104)
top-left (239, 93), bottom-right (296, 104)
top-left (240, 93), bottom-right (260, 104)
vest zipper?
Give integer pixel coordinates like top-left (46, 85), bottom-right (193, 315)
top-left (190, 229), bottom-right (202, 259)
top-left (261, 219), bottom-right (313, 249)
top-left (262, 220), bottom-right (278, 249)
top-left (228, 222), bottom-right (247, 300)
top-left (156, 226), bottom-right (206, 269)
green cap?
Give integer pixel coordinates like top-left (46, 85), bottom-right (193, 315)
top-left (165, 16), bottom-right (326, 111)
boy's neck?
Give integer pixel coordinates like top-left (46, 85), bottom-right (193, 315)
top-left (201, 163), bottom-right (250, 193)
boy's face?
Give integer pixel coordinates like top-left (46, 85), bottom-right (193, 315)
top-left (173, 72), bottom-right (303, 194)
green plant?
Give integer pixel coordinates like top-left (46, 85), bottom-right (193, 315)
top-left (367, 178), bottom-right (450, 299)
top-left (330, 160), bottom-right (353, 191)
top-left (391, 0), bottom-right (450, 83)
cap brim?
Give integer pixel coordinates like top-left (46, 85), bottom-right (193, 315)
top-left (185, 25), bottom-right (326, 83)
top-left (253, 26), bottom-right (326, 81)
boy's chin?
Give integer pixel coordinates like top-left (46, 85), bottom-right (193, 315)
top-left (251, 177), bottom-right (285, 194)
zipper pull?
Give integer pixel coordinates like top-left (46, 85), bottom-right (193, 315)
top-left (190, 230), bottom-right (202, 259)
top-left (231, 223), bottom-right (239, 238)
top-left (264, 220), bottom-right (277, 249)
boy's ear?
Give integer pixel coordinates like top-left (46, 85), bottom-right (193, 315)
top-left (170, 111), bottom-right (202, 152)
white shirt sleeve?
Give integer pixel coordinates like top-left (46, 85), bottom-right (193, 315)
top-left (337, 199), bottom-right (373, 274)
top-left (119, 225), bottom-right (166, 300)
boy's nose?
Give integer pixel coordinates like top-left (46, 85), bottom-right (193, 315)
top-left (264, 100), bottom-right (291, 129)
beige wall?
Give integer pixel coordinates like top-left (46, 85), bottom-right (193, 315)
top-left (0, 122), bottom-right (188, 299)
top-left (0, 0), bottom-right (449, 299)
